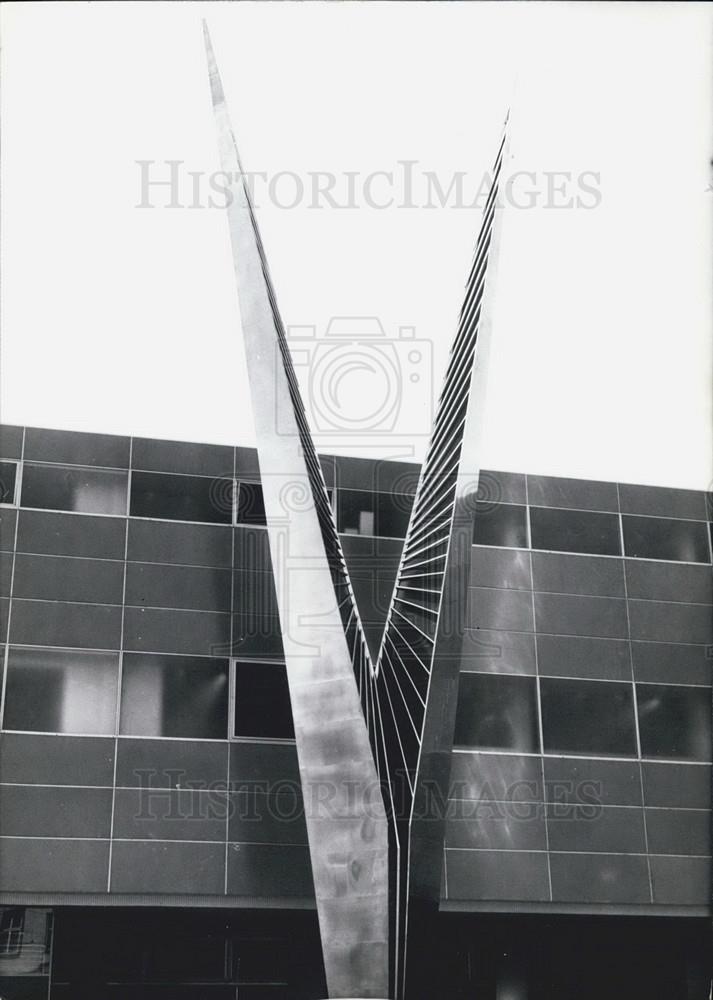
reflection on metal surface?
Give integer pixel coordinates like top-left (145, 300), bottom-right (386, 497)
top-left (204, 23), bottom-right (389, 1000)
top-left (205, 21), bottom-right (507, 999)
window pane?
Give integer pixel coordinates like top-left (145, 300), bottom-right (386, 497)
top-left (454, 673), bottom-right (539, 751)
top-left (130, 471), bottom-right (232, 524)
top-left (622, 515), bottom-right (710, 564)
top-left (233, 660), bottom-right (294, 740)
top-left (21, 464), bottom-right (128, 516)
top-left (3, 647), bottom-right (118, 735)
top-left (337, 489), bottom-right (413, 538)
top-left (540, 678), bottom-right (636, 756)
top-left (473, 502), bottom-right (528, 547)
top-left (637, 683), bottom-right (710, 760)
top-left (530, 507), bottom-right (621, 556)
top-left (236, 482), bottom-right (266, 526)
top-left (119, 654), bottom-right (229, 739)
top-left (0, 461), bottom-right (17, 504)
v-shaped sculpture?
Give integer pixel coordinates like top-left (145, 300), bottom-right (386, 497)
top-left (204, 23), bottom-right (509, 1000)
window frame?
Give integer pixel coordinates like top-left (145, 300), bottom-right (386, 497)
top-left (0, 458), bottom-right (21, 508)
top-left (229, 657), bottom-right (296, 744)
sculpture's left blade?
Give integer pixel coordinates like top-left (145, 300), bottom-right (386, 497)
top-left (203, 23), bottom-right (389, 999)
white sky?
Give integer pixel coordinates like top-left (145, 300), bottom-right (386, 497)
top-left (1, 1), bottom-right (711, 489)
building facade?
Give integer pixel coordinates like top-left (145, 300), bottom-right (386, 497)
top-left (0, 423), bottom-right (710, 997)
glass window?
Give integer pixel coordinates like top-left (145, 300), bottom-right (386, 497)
top-left (119, 654), bottom-right (229, 739)
top-left (3, 646), bottom-right (119, 735)
top-left (454, 673), bottom-right (539, 752)
top-left (21, 463), bottom-right (128, 516)
top-left (622, 515), bottom-right (710, 564)
top-left (473, 501), bottom-right (528, 547)
top-left (540, 678), bottom-right (637, 756)
top-left (637, 683), bottom-right (710, 761)
top-left (529, 506), bottom-right (621, 556)
top-left (233, 660), bottom-right (294, 740)
top-left (236, 482), bottom-right (266, 526)
top-left (130, 471), bottom-right (232, 524)
top-left (337, 489), bottom-right (413, 538)
top-left (0, 461), bottom-right (17, 505)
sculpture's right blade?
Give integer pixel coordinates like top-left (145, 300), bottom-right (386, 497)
top-left (373, 122), bottom-right (510, 999)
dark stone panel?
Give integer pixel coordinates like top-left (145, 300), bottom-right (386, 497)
top-left (546, 804), bottom-right (646, 854)
top-left (0, 837), bottom-right (109, 892)
top-left (229, 741), bottom-right (301, 787)
top-left (0, 507), bottom-right (17, 551)
top-left (0, 423), bottom-right (23, 459)
top-left (624, 560), bottom-right (712, 604)
top-left (445, 802), bottom-right (547, 851)
top-left (228, 790), bottom-right (308, 845)
top-left (333, 455), bottom-right (420, 495)
top-left (531, 552), bottom-right (625, 598)
top-left (622, 515), bottom-right (709, 564)
top-left (16, 510), bottom-right (126, 560)
top-left (0, 733), bottom-right (115, 786)
top-left (645, 808), bottom-right (710, 856)
top-left (534, 593), bottom-right (628, 639)
top-left (233, 569), bottom-right (279, 620)
top-left (12, 553), bottom-right (124, 606)
top-left (530, 507), bottom-right (621, 556)
top-left (448, 752), bottom-right (543, 803)
top-left (234, 445), bottom-right (261, 482)
top-left (550, 852), bottom-right (650, 904)
top-left (470, 547), bottom-right (532, 590)
top-left (478, 470), bottom-right (527, 505)
top-left (123, 607), bottom-right (231, 657)
top-left (628, 600), bottom-right (713, 645)
top-left (445, 849), bottom-right (550, 902)
top-left (619, 483), bottom-right (707, 521)
top-left (128, 518), bottom-right (232, 569)
top-left (460, 629), bottom-right (536, 675)
top-left (110, 840), bottom-right (225, 894)
top-left (642, 762), bottom-right (711, 809)
top-left (0, 597), bottom-right (7, 642)
top-left (125, 562), bottom-right (231, 613)
top-left (226, 842), bottom-right (314, 897)
top-left (527, 475), bottom-right (619, 513)
top-left (631, 641), bottom-right (711, 686)
top-left (231, 613), bottom-right (285, 660)
top-left (9, 599), bottom-right (122, 649)
top-left (543, 757), bottom-right (642, 807)
top-left (234, 526), bottom-right (274, 575)
top-left (131, 437), bottom-right (234, 478)
top-left (650, 855), bottom-right (711, 905)
top-left (0, 550), bottom-right (12, 596)
top-left (115, 738), bottom-right (228, 790)
top-left (0, 975), bottom-right (48, 999)
top-left (536, 635), bottom-right (631, 681)
top-left (112, 788), bottom-right (228, 842)
top-left (466, 587), bottom-right (534, 633)
top-left (0, 785), bottom-right (112, 838)
top-left (24, 427), bottom-right (131, 469)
